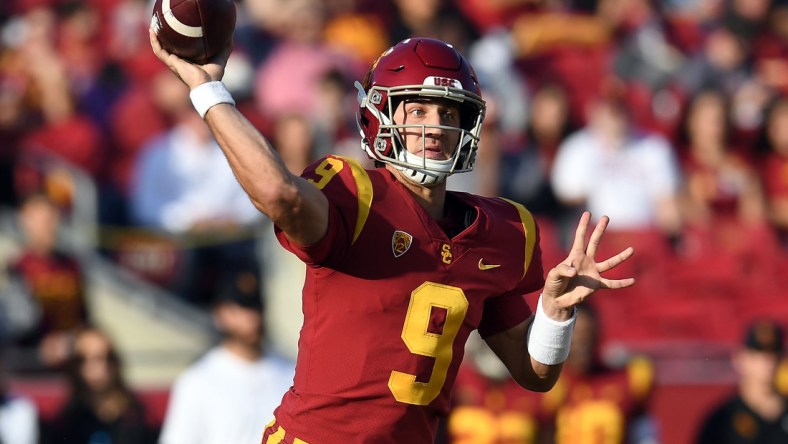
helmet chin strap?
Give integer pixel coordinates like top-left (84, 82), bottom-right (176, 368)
top-left (395, 149), bottom-right (452, 185)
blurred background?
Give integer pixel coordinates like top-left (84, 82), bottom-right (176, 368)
top-left (0, 0), bottom-right (787, 443)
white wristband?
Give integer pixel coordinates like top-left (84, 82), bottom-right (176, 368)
top-left (527, 294), bottom-right (577, 365)
top-left (189, 81), bottom-right (235, 118)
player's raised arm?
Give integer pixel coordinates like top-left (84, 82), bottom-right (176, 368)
top-left (485, 212), bottom-right (635, 391)
top-left (148, 28), bottom-right (329, 246)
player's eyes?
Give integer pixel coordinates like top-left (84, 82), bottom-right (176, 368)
top-left (404, 104), bottom-right (458, 121)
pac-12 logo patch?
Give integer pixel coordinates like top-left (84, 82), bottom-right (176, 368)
top-left (392, 230), bottom-right (413, 258)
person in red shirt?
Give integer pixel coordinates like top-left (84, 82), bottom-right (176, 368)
top-left (6, 192), bottom-right (88, 369)
top-left (759, 96), bottom-right (788, 247)
top-left (551, 305), bottom-right (657, 444)
top-left (444, 332), bottom-right (560, 443)
top-left (149, 31), bottom-right (636, 443)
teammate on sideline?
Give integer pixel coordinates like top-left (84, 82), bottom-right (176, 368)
top-left (150, 29), bottom-right (635, 443)
top-left (696, 320), bottom-right (788, 444)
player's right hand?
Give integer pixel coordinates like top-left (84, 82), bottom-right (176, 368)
top-left (148, 26), bottom-right (230, 90)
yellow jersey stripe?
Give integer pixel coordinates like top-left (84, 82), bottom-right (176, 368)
top-left (263, 420), bottom-right (309, 444)
top-left (264, 426), bottom-right (285, 444)
top-left (337, 156), bottom-right (373, 245)
top-left (500, 198), bottom-right (537, 280)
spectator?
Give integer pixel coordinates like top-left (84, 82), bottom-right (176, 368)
top-left (446, 89), bottom-right (502, 198)
top-left (129, 72), bottom-right (263, 306)
top-left (757, 96), bottom-right (788, 248)
top-left (677, 87), bottom-right (769, 258)
top-left (676, 23), bottom-right (750, 99)
top-left (751, 4), bottom-right (788, 96)
top-left (0, 348), bottom-right (39, 444)
top-left (720, 0), bottom-right (772, 47)
top-left (443, 332), bottom-right (557, 444)
top-left (696, 320), bottom-right (788, 444)
top-left (5, 192), bottom-right (88, 370)
top-left (130, 71), bottom-right (262, 234)
top-left (158, 269), bottom-right (295, 444)
top-left (252, 0), bottom-right (365, 124)
top-left (551, 304), bottom-right (659, 444)
top-left (550, 86), bottom-right (683, 239)
top-left (12, 5), bottom-right (106, 181)
top-left (510, 4), bottom-right (613, 126)
top-left (321, 0), bottom-right (390, 67)
top-left (500, 83), bottom-right (577, 223)
top-left (43, 327), bottom-right (155, 444)
top-left (388, 0), bottom-right (478, 51)
top-left (612, 0), bottom-right (685, 93)
top-left (271, 113), bottom-right (319, 175)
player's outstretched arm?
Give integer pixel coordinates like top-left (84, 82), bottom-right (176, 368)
top-left (148, 28), bottom-right (329, 246)
top-left (485, 211), bottom-right (635, 391)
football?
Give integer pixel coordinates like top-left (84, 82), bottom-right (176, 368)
top-left (151, 0), bottom-right (236, 64)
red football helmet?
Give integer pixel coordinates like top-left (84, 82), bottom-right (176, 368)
top-left (356, 38), bottom-right (486, 185)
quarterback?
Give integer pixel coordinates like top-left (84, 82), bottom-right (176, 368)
top-left (149, 31), bottom-right (635, 443)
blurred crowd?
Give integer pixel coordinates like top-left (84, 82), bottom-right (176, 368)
top-left (0, 0), bottom-right (787, 442)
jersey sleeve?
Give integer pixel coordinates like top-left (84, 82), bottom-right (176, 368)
top-left (274, 155), bottom-right (373, 266)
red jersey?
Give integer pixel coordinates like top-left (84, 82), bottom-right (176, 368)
top-left (762, 153), bottom-right (788, 199)
top-left (267, 156), bottom-right (545, 443)
top-left (552, 358), bottom-right (655, 444)
top-left (10, 250), bottom-right (87, 337)
top-left (447, 363), bottom-right (560, 444)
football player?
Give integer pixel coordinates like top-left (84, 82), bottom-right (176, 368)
top-left (551, 305), bottom-right (657, 444)
top-left (149, 31), bottom-right (636, 444)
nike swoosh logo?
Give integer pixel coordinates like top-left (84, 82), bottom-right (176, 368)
top-left (478, 259), bottom-right (501, 270)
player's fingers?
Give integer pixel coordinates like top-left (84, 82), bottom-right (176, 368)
top-left (149, 26), bottom-right (162, 52)
top-left (596, 247), bottom-right (634, 273)
top-left (585, 215), bottom-right (609, 258)
top-left (600, 277), bottom-right (636, 289)
top-left (149, 26), bottom-right (180, 69)
top-left (545, 263), bottom-right (578, 285)
top-left (554, 263), bottom-right (578, 278)
top-left (569, 211), bottom-right (592, 255)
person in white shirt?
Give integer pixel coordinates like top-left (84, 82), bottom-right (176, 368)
top-left (158, 269), bottom-right (294, 444)
top-left (0, 352), bottom-right (39, 444)
top-left (129, 73), bottom-right (264, 306)
top-left (0, 394), bottom-right (38, 444)
top-left (130, 73), bottom-right (262, 234)
top-left (551, 92), bottom-right (682, 236)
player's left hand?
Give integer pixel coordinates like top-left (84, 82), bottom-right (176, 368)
top-left (541, 211), bottom-right (635, 320)
top-left (148, 26), bottom-right (231, 89)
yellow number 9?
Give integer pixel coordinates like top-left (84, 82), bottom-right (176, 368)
top-left (307, 157), bottom-right (343, 190)
top-left (389, 282), bottom-right (469, 405)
